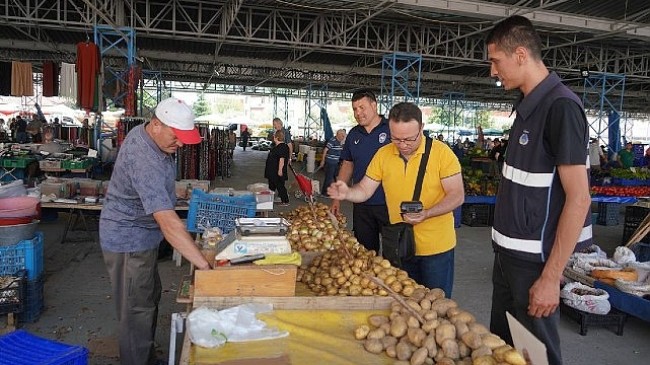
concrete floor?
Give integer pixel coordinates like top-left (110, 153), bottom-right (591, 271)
top-left (2, 147), bottom-right (649, 365)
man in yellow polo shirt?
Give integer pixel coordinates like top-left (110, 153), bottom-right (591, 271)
top-left (328, 102), bottom-right (464, 296)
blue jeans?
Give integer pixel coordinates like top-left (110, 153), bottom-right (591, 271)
top-left (401, 248), bottom-right (455, 297)
top-left (321, 160), bottom-right (339, 196)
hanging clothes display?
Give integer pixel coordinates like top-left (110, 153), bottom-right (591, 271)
top-left (0, 61), bottom-right (11, 96)
top-left (42, 61), bottom-right (59, 97)
top-left (76, 41), bottom-right (100, 110)
top-left (11, 61), bottom-right (34, 96)
top-left (60, 62), bottom-right (78, 98)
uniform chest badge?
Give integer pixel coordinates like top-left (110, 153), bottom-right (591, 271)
top-left (379, 132), bottom-right (387, 144)
top-left (519, 131), bottom-right (529, 146)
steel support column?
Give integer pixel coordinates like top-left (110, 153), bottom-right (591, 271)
top-left (139, 70), bottom-right (163, 117)
top-left (582, 72), bottom-right (626, 153)
top-left (380, 52), bottom-right (422, 115)
top-left (441, 92), bottom-right (465, 143)
top-left (272, 90), bottom-right (289, 128)
top-left (304, 84), bottom-right (328, 140)
top-left (94, 25), bottom-right (136, 114)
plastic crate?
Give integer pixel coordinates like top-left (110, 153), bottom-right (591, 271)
top-left (461, 204), bottom-right (493, 227)
top-left (18, 274), bottom-right (44, 323)
top-left (186, 189), bottom-right (257, 233)
top-left (631, 242), bottom-right (650, 262)
top-left (0, 270), bottom-right (26, 315)
top-left (596, 202), bottom-right (620, 226)
top-left (0, 168), bottom-right (25, 182)
top-left (62, 158), bottom-right (92, 170)
top-left (39, 159), bottom-right (63, 169)
top-left (1, 157), bottom-right (35, 169)
top-left (0, 330), bottom-right (89, 365)
top-left (560, 302), bottom-right (626, 336)
top-left (0, 231), bottom-right (44, 281)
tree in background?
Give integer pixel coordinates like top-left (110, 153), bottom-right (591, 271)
top-left (193, 93), bottom-right (211, 117)
top-left (474, 110), bottom-right (495, 129)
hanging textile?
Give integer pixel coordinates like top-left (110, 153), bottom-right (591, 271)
top-left (60, 62), bottom-right (78, 99)
top-left (124, 65), bottom-right (141, 117)
top-left (11, 61), bottom-right (33, 96)
top-left (76, 41), bottom-right (100, 110)
top-left (0, 62), bottom-right (11, 96)
top-left (321, 107), bottom-right (333, 141)
top-left (42, 61), bottom-right (59, 97)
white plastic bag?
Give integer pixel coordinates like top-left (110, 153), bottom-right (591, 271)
top-left (613, 246), bottom-right (636, 265)
top-left (187, 303), bottom-right (288, 349)
top-left (0, 180), bottom-right (26, 198)
top-left (560, 282), bottom-right (611, 315)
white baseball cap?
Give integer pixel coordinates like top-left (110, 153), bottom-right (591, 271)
top-left (154, 97), bottom-right (201, 144)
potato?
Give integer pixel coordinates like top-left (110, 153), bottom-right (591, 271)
top-left (423, 310), bottom-right (438, 321)
top-left (354, 324), bottom-right (370, 340)
top-left (381, 335), bottom-right (398, 349)
top-left (481, 334), bottom-right (506, 350)
top-left (458, 358), bottom-right (474, 365)
top-left (386, 344), bottom-right (397, 358)
top-left (380, 322), bottom-right (392, 334)
top-left (436, 358), bottom-right (455, 365)
top-left (394, 361), bottom-right (410, 365)
top-left (503, 349), bottom-right (526, 365)
top-left (455, 321), bottom-right (470, 338)
top-left (406, 299), bottom-right (422, 312)
top-left (369, 314), bottom-right (390, 327)
top-left (467, 323), bottom-right (489, 336)
top-left (458, 341), bottom-right (471, 358)
top-left (450, 311), bottom-right (476, 324)
top-left (435, 323), bottom-right (457, 346)
top-left (411, 287), bottom-right (427, 302)
top-left (410, 347), bottom-right (428, 365)
top-left (461, 330), bottom-right (483, 350)
top-left (431, 298), bottom-right (458, 317)
top-left (367, 328), bottom-right (386, 340)
top-left (407, 315), bottom-right (421, 328)
top-left (447, 307), bottom-right (462, 318)
top-left (471, 346), bottom-right (492, 360)
top-left (391, 317), bottom-right (408, 338)
top-left (407, 327), bottom-right (427, 347)
top-left (402, 285), bottom-right (416, 297)
top-left (396, 342), bottom-right (413, 361)
top-left (421, 319), bottom-right (439, 334)
top-left (492, 345), bottom-right (514, 362)
top-left (422, 334), bottom-right (437, 357)
top-left (472, 355), bottom-right (497, 365)
top-left (441, 338), bottom-right (460, 359)
top-left (364, 339), bottom-right (383, 354)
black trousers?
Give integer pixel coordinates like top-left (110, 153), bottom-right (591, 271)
top-left (352, 203), bottom-right (389, 253)
top-left (268, 176), bottom-right (289, 203)
top-left (490, 251), bottom-right (563, 365)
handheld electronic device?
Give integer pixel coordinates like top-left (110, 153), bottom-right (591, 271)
top-left (400, 201), bottom-right (423, 214)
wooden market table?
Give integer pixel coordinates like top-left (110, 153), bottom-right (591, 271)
top-left (175, 277), bottom-right (395, 365)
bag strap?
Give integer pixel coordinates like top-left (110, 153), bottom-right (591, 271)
top-left (412, 137), bottom-right (433, 201)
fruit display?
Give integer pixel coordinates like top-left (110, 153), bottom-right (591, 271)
top-left (462, 167), bottom-right (498, 196)
top-left (354, 287), bottom-right (526, 365)
top-left (591, 186), bottom-right (650, 196)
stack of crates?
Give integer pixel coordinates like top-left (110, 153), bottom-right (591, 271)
top-left (186, 189), bottom-right (257, 234)
top-left (0, 231), bottom-right (44, 323)
top-left (621, 205), bottom-right (650, 245)
top-left (597, 202), bottom-right (620, 226)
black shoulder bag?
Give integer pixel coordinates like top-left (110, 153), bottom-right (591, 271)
top-left (381, 137), bottom-right (433, 268)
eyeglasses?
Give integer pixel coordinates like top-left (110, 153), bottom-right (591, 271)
top-left (390, 133), bottom-right (420, 145)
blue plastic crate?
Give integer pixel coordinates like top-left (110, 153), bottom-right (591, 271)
top-left (186, 189), bottom-right (257, 233)
top-left (18, 274), bottom-right (44, 324)
top-left (0, 269), bottom-right (26, 315)
top-left (0, 330), bottom-right (88, 365)
top-left (0, 231), bottom-right (43, 280)
top-left (453, 206), bottom-right (462, 228)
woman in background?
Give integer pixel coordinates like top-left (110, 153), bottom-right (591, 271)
top-left (265, 129), bottom-right (290, 206)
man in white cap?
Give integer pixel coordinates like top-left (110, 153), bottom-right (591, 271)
top-left (100, 97), bottom-right (211, 365)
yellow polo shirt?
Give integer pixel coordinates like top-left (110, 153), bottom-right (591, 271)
top-left (366, 139), bottom-right (461, 255)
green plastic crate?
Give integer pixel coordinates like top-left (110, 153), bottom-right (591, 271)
top-left (1, 157), bottom-right (35, 169)
top-left (62, 159), bottom-right (92, 170)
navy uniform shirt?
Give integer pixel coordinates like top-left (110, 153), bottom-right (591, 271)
top-left (340, 117), bottom-right (390, 205)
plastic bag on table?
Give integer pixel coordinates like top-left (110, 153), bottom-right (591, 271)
top-left (0, 180), bottom-right (27, 198)
top-left (187, 303), bottom-right (289, 349)
top-left (560, 282), bottom-right (611, 315)
top-left (613, 246), bottom-right (636, 265)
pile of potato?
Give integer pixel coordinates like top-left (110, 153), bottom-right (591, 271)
top-left (283, 203), bottom-right (350, 252)
top-left (297, 247), bottom-right (421, 297)
top-left (355, 287), bottom-right (526, 365)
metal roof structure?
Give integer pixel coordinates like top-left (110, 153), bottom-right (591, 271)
top-left (1, 0), bottom-right (649, 113)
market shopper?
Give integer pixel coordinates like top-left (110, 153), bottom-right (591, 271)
top-left (241, 127), bottom-right (251, 151)
top-left (330, 89), bottom-right (390, 253)
top-left (320, 129), bottom-right (346, 197)
top-left (486, 16), bottom-right (592, 365)
top-left (272, 117), bottom-right (293, 160)
top-left (99, 97), bottom-right (211, 365)
top-left (265, 129), bottom-right (290, 206)
top-left (618, 142), bottom-right (634, 168)
top-left (328, 102), bottom-right (464, 295)
top-left (588, 137), bottom-right (604, 170)
top-left (15, 115), bottom-right (27, 143)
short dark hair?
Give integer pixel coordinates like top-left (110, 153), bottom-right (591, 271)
top-left (388, 102), bottom-right (422, 125)
top-left (486, 15), bottom-right (543, 61)
top-left (351, 89), bottom-right (377, 103)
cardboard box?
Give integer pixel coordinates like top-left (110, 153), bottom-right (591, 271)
top-left (194, 264), bottom-right (297, 297)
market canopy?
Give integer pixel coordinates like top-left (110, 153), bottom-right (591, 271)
top-left (482, 128), bottom-right (503, 136)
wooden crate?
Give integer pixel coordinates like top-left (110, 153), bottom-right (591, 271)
top-left (194, 264), bottom-right (297, 297)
